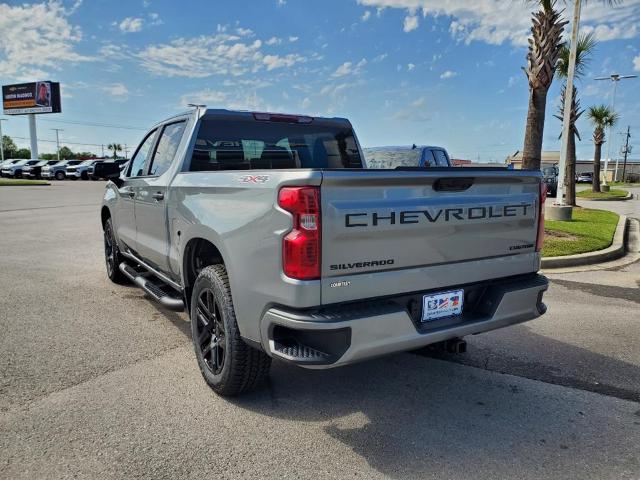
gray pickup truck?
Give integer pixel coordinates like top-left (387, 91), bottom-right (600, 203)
top-left (100, 107), bottom-right (549, 396)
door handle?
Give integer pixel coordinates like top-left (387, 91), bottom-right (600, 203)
top-left (152, 192), bottom-right (164, 201)
top-left (124, 190), bottom-right (135, 198)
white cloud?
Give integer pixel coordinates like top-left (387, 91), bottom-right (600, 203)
top-left (331, 58), bottom-right (367, 78)
top-left (407, 62), bottom-right (415, 71)
top-left (0, 2), bottom-right (92, 78)
top-left (265, 36), bottom-right (281, 45)
top-left (101, 83), bottom-right (129, 100)
top-left (300, 97), bottom-right (311, 109)
top-left (403, 14), bottom-right (419, 33)
top-left (332, 62), bottom-right (353, 77)
top-left (357, 0), bottom-right (640, 46)
top-left (392, 96), bottom-right (429, 121)
top-left (361, 10), bottom-right (372, 21)
top-left (119, 17), bottom-right (143, 33)
top-left (137, 32), bottom-right (306, 77)
top-left (263, 53), bottom-right (305, 70)
top-left (288, 36), bottom-right (299, 42)
top-left (277, 0), bottom-right (286, 5)
top-left (179, 89), bottom-right (268, 111)
top-left (440, 70), bottom-right (458, 79)
top-left (236, 27), bottom-right (253, 37)
top-left (148, 12), bottom-right (163, 26)
top-left (373, 53), bottom-right (388, 62)
top-left (634, 55), bottom-right (640, 72)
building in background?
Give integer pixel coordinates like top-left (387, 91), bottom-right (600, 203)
top-left (505, 150), bottom-right (640, 181)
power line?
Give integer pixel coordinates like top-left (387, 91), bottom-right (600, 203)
top-left (11, 135), bottom-right (108, 149)
top-left (36, 117), bottom-right (147, 131)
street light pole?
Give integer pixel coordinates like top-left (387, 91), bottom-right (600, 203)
top-left (51, 128), bottom-right (63, 161)
top-left (0, 118), bottom-right (8, 163)
top-left (556, 0), bottom-right (581, 208)
top-left (594, 74), bottom-right (637, 186)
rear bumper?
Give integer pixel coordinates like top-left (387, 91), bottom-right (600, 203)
top-left (259, 274), bottom-right (548, 369)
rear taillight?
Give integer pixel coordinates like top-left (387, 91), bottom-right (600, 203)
top-left (278, 186), bottom-right (321, 280)
top-left (535, 182), bottom-right (547, 252)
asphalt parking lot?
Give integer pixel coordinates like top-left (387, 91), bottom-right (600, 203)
top-left (1, 182), bottom-right (639, 479)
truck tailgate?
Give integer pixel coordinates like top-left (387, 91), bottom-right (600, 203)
top-left (320, 169), bottom-right (542, 304)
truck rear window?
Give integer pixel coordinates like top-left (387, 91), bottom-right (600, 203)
top-left (189, 118), bottom-right (363, 171)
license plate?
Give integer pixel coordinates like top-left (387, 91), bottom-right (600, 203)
top-left (422, 289), bottom-right (464, 322)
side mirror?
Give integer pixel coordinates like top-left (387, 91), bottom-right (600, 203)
top-left (95, 162), bottom-right (124, 187)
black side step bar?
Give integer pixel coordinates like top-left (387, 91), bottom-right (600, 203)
top-left (119, 262), bottom-right (184, 312)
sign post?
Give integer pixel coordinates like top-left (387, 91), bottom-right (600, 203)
top-left (2, 81), bottom-right (62, 160)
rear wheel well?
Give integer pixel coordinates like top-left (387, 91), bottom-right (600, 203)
top-left (183, 238), bottom-right (225, 309)
top-left (101, 206), bottom-right (111, 229)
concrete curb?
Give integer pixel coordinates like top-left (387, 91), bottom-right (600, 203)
top-left (541, 214), bottom-right (628, 269)
top-left (577, 191), bottom-right (633, 201)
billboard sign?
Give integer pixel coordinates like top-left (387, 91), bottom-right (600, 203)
top-left (2, 81), bottom-right (61, 115)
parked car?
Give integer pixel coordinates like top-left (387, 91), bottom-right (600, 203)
top-left (542, 165), bottom-right (558, 197)
top-left (66, 159), bottom-right (100, 180)
top-left (89, 159), bottom-right (128, 180)
top-left (41, 159), bottom-right (83, 180)
top-left (100, 108), bottom-right (548, 396)
top-left (0, 159), bottom-right (24, 170)
top-left (576, 172), bottom-right (593, 183)
top-left (363, 145), bottom-right (452, 169)
top-left (23, 160), bottom-right (61, 179)
top-left (1, 159), bottom-right (40, 178)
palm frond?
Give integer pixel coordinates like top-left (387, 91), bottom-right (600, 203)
top-left (556, 32), bottom-right (596, 80)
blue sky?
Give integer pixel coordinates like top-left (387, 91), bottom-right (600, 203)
top-left (1, 0), bottom-right (639, 162)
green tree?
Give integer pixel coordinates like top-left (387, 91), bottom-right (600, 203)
top-left (2, 135), bottom-right (18, 159)
top-left (554, 32), bottom-right (596, 205)
top-left (587, 105), bottom-right (619, 192)
top-left (15, 148), bottom-right (31, 159)
top-left (58, 146), bottom-right (75, 159)
top-left (108, 143), bottom-right (122, 159)
top-left (521, 0), bottom-right (568, 170)
top-left (76, 151), bottom-right (97, 160)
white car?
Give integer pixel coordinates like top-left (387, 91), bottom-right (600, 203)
top-left (1, 159), bottom-right (40, 178)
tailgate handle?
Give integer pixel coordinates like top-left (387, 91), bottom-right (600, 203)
top-left (433, 177), bottom-right (474, 192)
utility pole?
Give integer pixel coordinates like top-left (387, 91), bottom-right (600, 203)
top-left (621, 126), bottom-right (631, 183)
top-left (51, 128), bottom-right (63, 161)
top-left (594, 73), bottom-right (637, 187)
top-left (0, 118), bottom-right (8, 163)
top-left (101, 144), bottom-right (105, 158)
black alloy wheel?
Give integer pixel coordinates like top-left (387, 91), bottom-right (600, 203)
top-left (103, 218), bottom-right (127, 284)
top-left (195, 288), bottom-right (226, 375)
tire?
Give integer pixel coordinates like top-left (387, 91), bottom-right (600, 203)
top-left (15, 170), bottom-right (22, 179)
top-left (81, 172), bottom-right (89, 180)
top-left (55, 171), bottom-right (65, 181)
top-left (190, 265), bottom-right (271, 396)
top-left (103, 217), bottom-right (128, 284)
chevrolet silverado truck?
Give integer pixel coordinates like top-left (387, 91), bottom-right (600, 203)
top-left (100, 107), bottom-right (549, 396)
top-left (364, 145), bottom-right (452, 168)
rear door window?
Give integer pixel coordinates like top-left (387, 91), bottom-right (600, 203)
top-left (189, 117), bottom-right (362, 171)
top-left (148, 121), bottom-right (186, 177)
top-left (128, 129), bottom-right (157, 177)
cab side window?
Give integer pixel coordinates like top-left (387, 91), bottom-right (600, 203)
top-left (148, 121), bottom-right (186, 177)
top-left (128, 129), bottom-right (157, 177)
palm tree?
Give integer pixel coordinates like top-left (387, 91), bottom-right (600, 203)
top-left (522, 0), bottom-right (568, 170)
top-left (108, 143), bottom-right (122, 160)
top-left (587, 105), bottom-right (619, 192)
top-left (554, 32), bottom-right (596, 205)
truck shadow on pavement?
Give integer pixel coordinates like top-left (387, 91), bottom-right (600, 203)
top-left (228, 352), bottom-right (639, 480)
